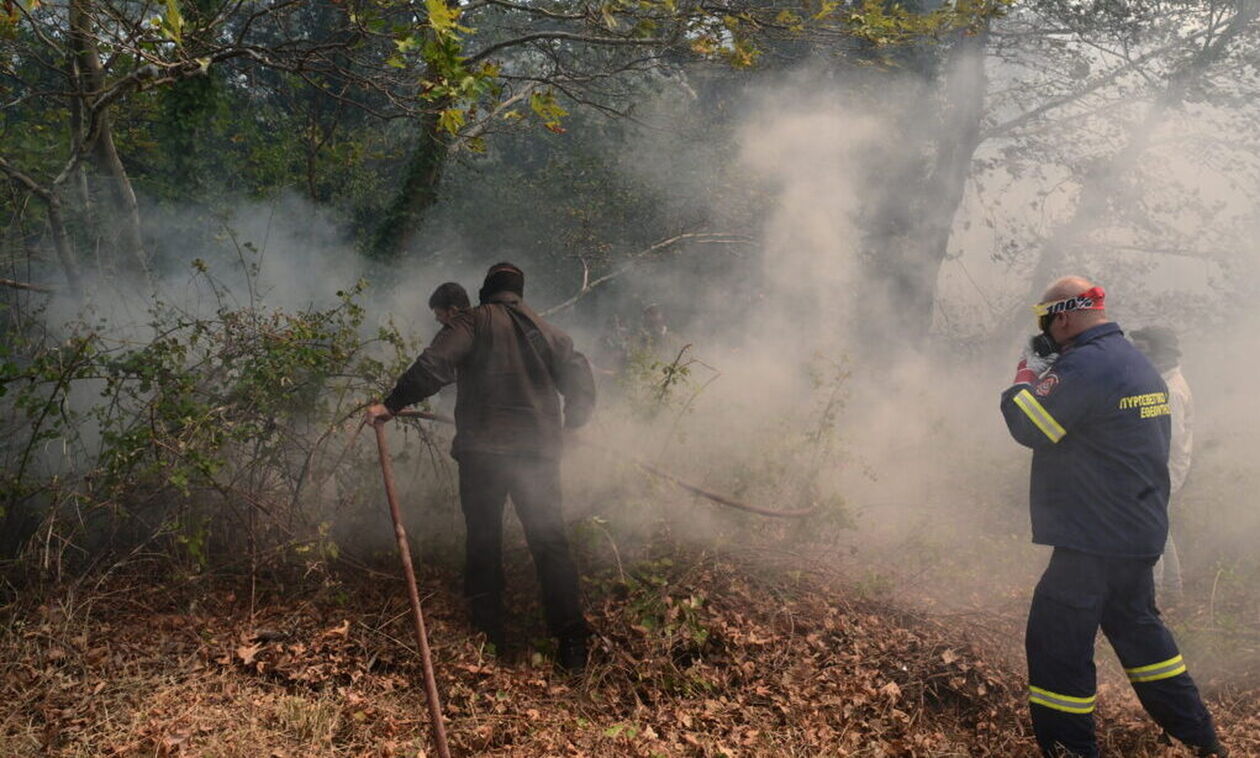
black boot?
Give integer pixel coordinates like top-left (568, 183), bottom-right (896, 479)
top-left (478, 623), bottom-right (506, 655)
top-left (557, 634), bottom-right (587, 673)
top-left (469, 594), bottom-right (505, 655)
top-left (1192, 742), bottom-right (1229, 758)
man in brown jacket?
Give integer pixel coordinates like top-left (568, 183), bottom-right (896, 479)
top-left (365, 263), bottom-right (597, 671)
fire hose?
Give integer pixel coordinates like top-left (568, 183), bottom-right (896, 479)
top-left (395, 409), bottom-right (818, 519)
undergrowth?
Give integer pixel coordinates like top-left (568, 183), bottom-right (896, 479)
top-left (0, 263), bottom-right (430, 587)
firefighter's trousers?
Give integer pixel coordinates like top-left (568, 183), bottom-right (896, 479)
top-left (1026, 548), bottom-right (1218, 757)
top-left (458, 453), bottom-right (587, 640)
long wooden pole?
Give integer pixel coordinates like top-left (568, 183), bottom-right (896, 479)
top-left (373, 421), bottom-right (453, 758)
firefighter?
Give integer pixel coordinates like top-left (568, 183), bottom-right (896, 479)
top-left (366, 263), bottom-right (597, 672)
top-left (999, 276), bottom-right (1226, 757)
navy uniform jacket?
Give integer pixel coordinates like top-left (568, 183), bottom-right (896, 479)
top-left (1001, 322), bottom-right (1171, 558)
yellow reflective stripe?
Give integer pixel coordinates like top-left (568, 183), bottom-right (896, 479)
top-left (1013, 389), bottom-right (1067, 443)
top-left (1125, 655), bottom-right (1186, 683)
top-left (1029, 685), bottom-right (1096, 714)
top-left (1130, 663), bottom-right (1186, 683)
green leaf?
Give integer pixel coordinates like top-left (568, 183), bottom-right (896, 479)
top-left (426, 0), bottom-right (461, 35)
top-left (160, 0), bottom-right (185, 44)
top-left (529, 90), bottom-right (568, 132)
top-left (395, 34), bottom-right (423, 54)
top-left (437, 107), bottom-right (466, 134)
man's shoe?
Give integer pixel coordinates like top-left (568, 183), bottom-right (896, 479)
top-left (1192, 742), bottom-right (1228, 758)
top-left (474, 624), bottom-right (506, 656)
top-left (557, 635), bottom-right (587, 673)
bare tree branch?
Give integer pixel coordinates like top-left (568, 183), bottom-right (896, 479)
top-left (982, 27), bottom-right (1216, 140)
top-left (468, 31), bottom-right (674, 65)
top-left (465, 0), bottom-right (588, 21)
top-left (540, 232), bottom-right (752, 317)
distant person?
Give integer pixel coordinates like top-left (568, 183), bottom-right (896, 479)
top-left (365, 263), bottom-right (597, 672)
top-left (999, 277), bottom-right (1225, 757)
top-left (630, 304), bottom-right (685, 363)
top-left (641, 304), bottom-right (667, 341)
top-left (429, 281), bottom-right (470, 327)
top-left (1130, 326), bottom-right (1193, 602)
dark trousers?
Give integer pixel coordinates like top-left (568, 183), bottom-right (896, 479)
top-left (458, 453), bottom-right (586, 638)
top-left (1026, 548), bottom-right (1218, 757)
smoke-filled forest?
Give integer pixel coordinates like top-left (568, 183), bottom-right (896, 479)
top-left (4, 0), bottom-right (1260, 754)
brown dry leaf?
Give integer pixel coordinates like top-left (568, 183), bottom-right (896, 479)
top-left (16, 554), bottom-right (1238, 756)
top-left (236, 642), bottom-right (262, 665)
top-left (158, 729), bottom-right (190, 756)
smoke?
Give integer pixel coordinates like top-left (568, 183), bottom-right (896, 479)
top-left (9, 7), bottom-right (1260, 681)
top-left (558, 37), bottom-right (1260, 681)
top-left (737, 89), bottom-right (875, 350)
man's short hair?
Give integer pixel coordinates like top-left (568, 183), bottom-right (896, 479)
top-left (428, 282), bottom-right (470, 311)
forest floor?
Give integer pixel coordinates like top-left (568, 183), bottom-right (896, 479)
top-left (2, 540), bottom-right (1259, 757)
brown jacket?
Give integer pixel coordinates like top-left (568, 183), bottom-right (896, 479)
top-left (383, 292), bottom-right (596, 459)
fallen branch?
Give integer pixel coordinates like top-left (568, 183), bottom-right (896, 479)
top-left (395, 409), bottom-right (817, 519)
top-left (0, 277), bottom-right (55, 294)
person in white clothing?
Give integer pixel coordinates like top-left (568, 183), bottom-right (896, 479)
top-left (1130, 326), bottom-right (1192, 600)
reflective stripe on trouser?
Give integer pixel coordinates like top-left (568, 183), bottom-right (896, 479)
top-left (1125, 654), bottom-right (1186, 683)
top-left (1029, 685), bottom-right (1096, 714)
top-left (1027, 549), bottom-right (1220, 757)
top-left (1101, 563), bottom-right (1215, 749)
top-left (1027, 552), bottom-right (1103, 757)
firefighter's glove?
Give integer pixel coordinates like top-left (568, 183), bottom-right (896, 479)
top-left (1014, 344), bottom-right (1058, 385)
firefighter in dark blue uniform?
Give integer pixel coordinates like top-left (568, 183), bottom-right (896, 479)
top-left (1000, 276), bottom-right (1226, 757)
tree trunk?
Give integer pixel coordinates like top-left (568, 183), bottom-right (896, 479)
top-left (69, 0), bottom-right (148, 277)
top-left (863, 27), bottom-right (988, 344)
top-left (0, 159), bottom-right (83, 296)
top-left (44, 195), bottom-right (83, 296)
top-left (368, 105), bottom-right (450, 261)
top-left (68, 61), bottom-right (96, 252)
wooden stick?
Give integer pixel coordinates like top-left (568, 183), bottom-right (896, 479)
top-left (395, 409), bottom-right (817, 519)
top-left (0, 277), bottom-right (55, 293)
top-left (373, 421), bottom-right (453, 758)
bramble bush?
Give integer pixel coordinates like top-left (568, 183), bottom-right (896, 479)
top-left (0, 264), bottom-right (435, 583)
